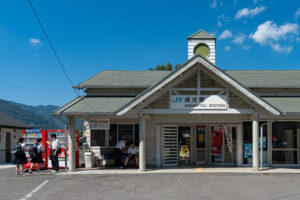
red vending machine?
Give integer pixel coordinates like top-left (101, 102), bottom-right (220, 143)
top-left (46, 130), bottom-right (79, 169)
top-left (21, 129), bottom-right (48, 170)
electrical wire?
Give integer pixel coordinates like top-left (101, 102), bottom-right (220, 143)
top-left (26, 0), bottom-right (97, 111)
top-left (27, 0), bottom-right (75, 87)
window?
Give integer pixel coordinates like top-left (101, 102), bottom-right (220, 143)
top-left (135, 124), bottom-right (139, 146)
top-left (92, 124), bottom-right (140, 147)
top-left (91, 130), bottom-right (105, 147)
top-left (109, 125), bottom-right (117, 146)
top-left (0, 134), bottom-right (2, 143)
top-left (118, 125), bottom-right (134, 143)
top-left (272, 122), bottom-right (300, 164)
top-left (243, 122), bottom-right (267, 164)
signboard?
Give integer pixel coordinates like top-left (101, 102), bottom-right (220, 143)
top-left (211, 126), bottom-right (223, 156)
top-left (88, 119), bottom-right (110, 130)
top-left (171, 95), bottom-right (227, 110)
top-left (224, 126), bottom-right (232, 153)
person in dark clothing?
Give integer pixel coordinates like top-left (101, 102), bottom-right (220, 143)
top-left (114, 138), bottom-right (128, 168)
top-left (29, 138), bottom-right (45, 174)
top-left (47, 134), bottom-right (60, 172)
top-left (13, 137), bottom-right (27, 175)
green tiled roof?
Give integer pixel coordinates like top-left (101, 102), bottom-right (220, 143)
top-left (226, 70), bottom-right (300, 88)
top-left (54, 97), bottom-right (134, 114)
top-left (76, 70), bottom-right (300, 89)
top-left (77, 70), bottom-right (170, 88)
top-left (187, 30), bottom-right (215, 39)
top-left (263, 97), bottom-right (300, 113)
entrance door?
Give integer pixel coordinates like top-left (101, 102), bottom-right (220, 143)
top-left (163, 125), bottom-right (178, 166)
top-left (178, 127), bottom-right (191, 166)
top-left (210, 126), bottom-right (236, 165)
top-left (5, 132), bottom-right (11, 162)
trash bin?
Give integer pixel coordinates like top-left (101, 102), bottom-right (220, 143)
top-left (84, 151), bottom-right (94, 168)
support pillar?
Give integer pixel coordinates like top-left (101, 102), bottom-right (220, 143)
top-left (252, 114), bottom-right (259, 170)
top-left (68, 116), bottom-right (76, 171)
top-left (139, 114), bottom-right (146, 171)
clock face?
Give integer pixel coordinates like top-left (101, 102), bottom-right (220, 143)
top-left (194, 43), bottom-right (210, 58)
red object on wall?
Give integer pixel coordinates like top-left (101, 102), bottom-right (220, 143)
top-left (21, 129), bottom-right (48, 170)
top-left (46, 130), bottom-right (79, 169)
top-left (211, 127), bottom-right (223, 156)
top-left (21, 129), bottom-right (79, 170)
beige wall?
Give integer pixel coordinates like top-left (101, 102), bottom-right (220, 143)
top-left (0, 128), bottom-right (23, 163)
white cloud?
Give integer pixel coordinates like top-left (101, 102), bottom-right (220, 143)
top-left (250, 21), bottom-right (299, 53)
top-left (211, 0), bottom-right (217, 8)
top-left (218, 14), bottom-right (230, 27)
top-left (250, 21), bottom-right (299, 45)
top-left (270, 43), bottom-right (293, 53)
top-left (235, 6), bottom-right (266, 19)
top-left (29, 38), bottom-right (42, 46)
top-left (219, 30), bottom-right (232, 39)
top-left (232, 34), bottom-right (246, 44)
top-left (242, 46), bottom-right (250, 50)
top-left (225, 46), bottom-right (231, 51)
top-left (295, 8), bottom-right (300, 20)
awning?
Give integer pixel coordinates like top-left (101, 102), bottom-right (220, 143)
top-left (54, 96), bottom-right (135, 115)
top-left (263, 97), bottom-right (300, 113)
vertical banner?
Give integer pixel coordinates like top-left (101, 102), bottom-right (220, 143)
top-left (224, 126), bottom-right (233, 153)
top-left (211, 126), bottom-right (223, 156)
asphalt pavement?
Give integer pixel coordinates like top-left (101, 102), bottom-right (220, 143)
top-left (1, 167), bottom-right (300, 200)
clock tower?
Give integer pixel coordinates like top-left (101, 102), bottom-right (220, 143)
top-left (187, 30), bottom-right (216, 64)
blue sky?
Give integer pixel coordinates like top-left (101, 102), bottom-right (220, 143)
top-left (0, 0), bottom-right (299, 106)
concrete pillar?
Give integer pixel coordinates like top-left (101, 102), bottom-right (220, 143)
top-left (139, 114), bottom-right (146, 171)
top-left (252, 114), bottom-right (259, 170)
top-left (68, 116), bottom-right (76, 171)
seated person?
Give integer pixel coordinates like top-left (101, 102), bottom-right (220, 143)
top-left (124, 143), bottom-right (139, 169)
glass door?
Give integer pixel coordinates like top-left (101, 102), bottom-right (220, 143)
top-left (178, 126), bottom-right (191, 166)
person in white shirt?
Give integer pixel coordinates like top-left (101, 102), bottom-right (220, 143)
top-left (29, 138), bottom-right (45, 174)
top-left (124, 143), bottom-right (139, 169)
top-left (47, 134), bottom-right (60, 172)
top-left (114, 138), bottom-right (128, 168)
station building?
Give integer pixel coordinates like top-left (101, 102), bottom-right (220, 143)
top-left (54, 30), bottom-right (300, 171)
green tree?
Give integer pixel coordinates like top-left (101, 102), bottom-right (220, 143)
top-left (149, 63), bottom-right (181, 71)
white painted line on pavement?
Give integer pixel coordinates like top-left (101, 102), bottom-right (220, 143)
top-left (20, 180), bottom-right (48, 200)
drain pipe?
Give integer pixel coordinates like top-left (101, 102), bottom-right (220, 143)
top-left (57, 116), bottom-right (69, 172)
top-left (260, 122), bottom-right (267, 171)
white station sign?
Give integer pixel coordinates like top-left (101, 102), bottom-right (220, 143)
top-left (171, 95), bottom-right (228, 110)
top-left (88, 119), bottom-right (110, 130)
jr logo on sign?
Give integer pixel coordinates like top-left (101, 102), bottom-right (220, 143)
top-left (172, 97), bottom-right (182, 103)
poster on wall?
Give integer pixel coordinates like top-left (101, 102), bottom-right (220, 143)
top-left (211, 126), bottom-right (223, 156)
top-left (244, 143), bottom-right (252, 158)
top-left (197, 125), bottom-right (205, 148)
top-left (88, 119), bottom-right (110, 130)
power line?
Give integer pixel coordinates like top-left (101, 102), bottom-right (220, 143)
top-left (26, 0), bottom-right (95, 111)
top-left (26, 0), bottom-right (75, 87)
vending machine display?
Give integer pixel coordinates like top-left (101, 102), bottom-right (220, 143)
top-left (21, 129), bottom-right (47, 170)
top-left (47, 130), bottom-right (79, 169)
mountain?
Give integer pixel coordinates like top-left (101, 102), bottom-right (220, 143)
top-left (0, 99), bottom-right (84, 130)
